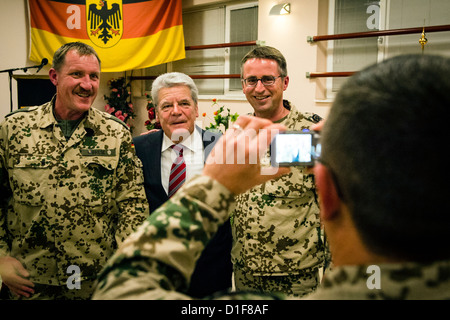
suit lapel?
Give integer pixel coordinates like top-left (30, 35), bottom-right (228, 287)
top-left (199, 127), bottom-right (221, 162)
top-left (144, 130), bottom-right (167, 197)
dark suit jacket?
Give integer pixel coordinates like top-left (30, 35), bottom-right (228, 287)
top-left (133, 127), bottom-right (232, 297)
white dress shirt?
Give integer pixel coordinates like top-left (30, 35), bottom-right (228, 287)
top-left (160, 128), bottom-right (204, 194)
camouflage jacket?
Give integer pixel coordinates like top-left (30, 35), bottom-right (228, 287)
top-left (92, 175), bottom-right (269, 300)
top-left (305, 260), bottom-right (450, 300)
top-left (231, 102), bottom-right (325, 277)
top-left (92, 175), bottom-right (450, 300)
top-left (0, 98), bottom-right (149, 285)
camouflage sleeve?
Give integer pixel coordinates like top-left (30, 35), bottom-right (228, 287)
top-left (92, 175), bottom-right (235, 300)
top-left (0, 121), bottom-right (12, 257)
top-left (113, 129), bottom-right (149, 245)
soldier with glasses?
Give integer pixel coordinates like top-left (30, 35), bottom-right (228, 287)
top-left (230, 46), bottom-right (327, 297)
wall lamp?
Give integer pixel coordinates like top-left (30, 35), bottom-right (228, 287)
top-left (270, 3), bottom-right (291, 15)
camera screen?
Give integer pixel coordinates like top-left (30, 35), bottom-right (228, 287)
top-left (275, 133), bottom-right (312, 164)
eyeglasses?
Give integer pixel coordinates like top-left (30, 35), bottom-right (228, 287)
top-left (242, 75), bottom-right (282, 87)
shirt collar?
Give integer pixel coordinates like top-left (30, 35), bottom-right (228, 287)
top-left (162, 126), bottom-right (203, 153)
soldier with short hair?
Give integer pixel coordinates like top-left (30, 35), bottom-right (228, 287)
top-left (232, 46), bottom-right (326, 297)
top-left (0, 42), bottom-right (148, 299)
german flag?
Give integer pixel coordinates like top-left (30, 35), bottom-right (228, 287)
top-left (29, 0), bottom-right (185, 72)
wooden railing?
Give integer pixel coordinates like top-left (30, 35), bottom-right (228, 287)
top-left (307, 24), bottom-right (450, 43)
top-left (130, 74), bottom-right (241, 81)
top-left (185, 40), bottom-right (257, 51)
top-left (306, 71), bottom-right (355, 79)
top-left (307, 24), bottom-right (450, 78)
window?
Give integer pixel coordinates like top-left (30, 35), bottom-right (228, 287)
top-left (144, 2), bottom-right (258, 99)
top-left (225, 3), bottom-right (258, 93)
top-left (326, 0), bottom-right (450, 98)
top-left (383, 0), bottom-right (450, 57)
top-left (327, 0), bottom-right (379, 93)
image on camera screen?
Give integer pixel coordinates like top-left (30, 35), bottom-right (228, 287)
top-left (275, 133), bottom-right (312, 164)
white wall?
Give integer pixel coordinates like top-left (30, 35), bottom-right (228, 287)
top-left (257, 0), bottom-right (330, 117)
top-left (0, 0), bottom-right (29, 120)
top-left (0, 0), bottom-right (330, 135)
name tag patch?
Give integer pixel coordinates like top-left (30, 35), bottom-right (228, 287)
top-left (81, 149), bottom-right (116, 156)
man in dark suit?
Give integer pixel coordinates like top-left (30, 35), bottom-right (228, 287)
top-left (132, 72), bottom-right (232, 297)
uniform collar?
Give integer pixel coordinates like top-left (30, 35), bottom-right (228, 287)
top-left (38, 95), bottom-right (99, 141)
top-left (38, 95), bottom-right (58, 129)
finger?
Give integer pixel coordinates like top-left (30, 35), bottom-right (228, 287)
top-left (235, 117), bottom-right (285, 156)
top-left (311, 120), bottom-right (325, 132)
top-left (14, 263), bottom-right (30, 279)
top-left (233, 115), bottom-right (254, 128)
top-left (252, 123), bottom-right (287, 159)
top-left (11, 287), bottom-right (32, 298)
top-left (7, 267), bottom-right (35, 288)
top-left (16, 286), bottom-right (34, 297)
top-left (304, 167), bottom-right (314, 174)
top-left (259, 166), bottom-right (291, 181)
top-left (18, 277), bottom-right (35, 289)
top-left (231, 115), bottom-right (273, 134)
top-left (4, 275), bottom-right (35, 290)
top-left (263, 123), bottom-right (287, 144)
top-left (228, 116), bottom-right (252, 139)
top-left (5, 280), bottom-right (35, 298)
top-left (140, 128), bottom-right (160, 136)
top-left (13, 264), bottom-right (34, 289)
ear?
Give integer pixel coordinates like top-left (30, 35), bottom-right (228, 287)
top-left (282, 75), bottom-right (289, 91)
top-left (194, 104), bottom-right (199, 118)
top-left (49, 68), bottom-right (58, 86)
top-left (314, 163), bottom-right (341, 221)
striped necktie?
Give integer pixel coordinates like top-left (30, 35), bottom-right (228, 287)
top-left (168, 144), bottom-right (186, 197)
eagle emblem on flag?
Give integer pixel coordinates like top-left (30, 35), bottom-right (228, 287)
top-left (87, 0), bottom-right (123, 48)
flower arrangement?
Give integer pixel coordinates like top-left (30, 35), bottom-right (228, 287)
top-left (144, 93), bottom-right (161, 130)
top-left (104, 77), bottom-right (134, 130)
top-left (203, 99), bottom-right (239, 133)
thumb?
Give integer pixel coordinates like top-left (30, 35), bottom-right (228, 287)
top-left (260, 165), bottom-right (291, 178)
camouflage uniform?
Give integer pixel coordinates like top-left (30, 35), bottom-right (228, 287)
top-left (305, 261), bottom-right (450, 300)
top-left (0, 97), bottom-right (149, 299)
top-left (92, 175), bottom-right (450, 300)
top-left (231, 101), bottom-right (326, 297)
top-left (93, 175), bottom-right (259, 300)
